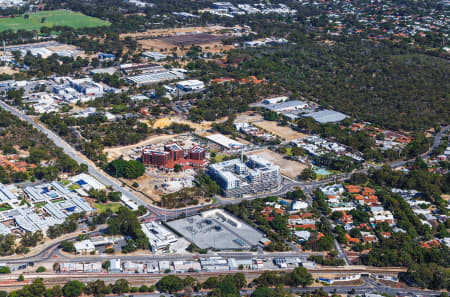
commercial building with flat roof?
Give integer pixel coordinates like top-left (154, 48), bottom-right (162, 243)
top-left (303, 109), bottom-right (348, 123)
top-left (142, 51), bottom-right (167, 61)
top-left (74, 240), bottom-right (96, 254)
top-left (167, 209), bottom-right (265, 250)
top-left (141, 221), bottom-right (178, 252)
top-left (205, 133), bottom-right (244, 150)
top-left (263, 96), bottom-right (288, 105)
top-left (208, 155), bottom-right (281, 197)
top-left (69, 78), bottom-right (104, 96)
top-left (264, 100), bottom-right (308, 112)
top-left (127, 70), bottom-right (185, 86)
top-left (176, 80), bottom-right (205, 92)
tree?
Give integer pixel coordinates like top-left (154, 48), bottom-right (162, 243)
top-left (46, 285), bottom-right (63, 297)
top-left (0, 266), bottom-right (11, 274)
top-left (107, 159), bottom-right (145, 179)
top-left (174, 164), bottom-right (182, 172)
top-left (156, 275), bottom-right (184, 293)
top-left (112, 279), bottom-right (129, 294)
top-left (62, 280), bottom-right (85, 297)
top-left (36, 266), bottom-right (46, 273)
top-left (233, 272), bottom-right (247, 289)
top-left (330, 211), bottom-right (343, 221)
top-left (252, 287), bottom-right (273, 297)
top-left (17, 275), bottom-right (24, 282)
top-left (107, 191), bottom-right (122, 202)
top-left (107, 207), bottom-right (147, 250)
top-left (60, 241), bottom-right (75, 253)
top-left (125, 160), bottom-right (145, 179)
top-left (86, 280), bottom-right (109, 297)
top-left (299, 168), bottom-right (317, 180)
top-left (216, 275), bottom-right (240, 297)
top-left (289, 266), bottom-right (313, 287)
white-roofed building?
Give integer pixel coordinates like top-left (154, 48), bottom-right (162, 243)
top-left (74, 240), bottom-right (96, 254)
top-left (208, 155), bottom-right (281, 197)
top-left (264, 100), bottom-right (308, 112)
top-left (141, 221), bottom-right (178, 252)
top-left (206, 133), bottom-right (244, 150)
top-left (176, 80), bottom-right (205, 92)
top-left (142, 51), bottom-right (167, 61)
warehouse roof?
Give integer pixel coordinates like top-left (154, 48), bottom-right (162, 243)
top-left (265, 100), bottom-right (308, 111)
top-left (303, 109), bottom-right (348, 123)
top-left (206, 133), bottom-right (244, 149)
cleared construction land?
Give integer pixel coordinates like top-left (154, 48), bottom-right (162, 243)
top-left (121, 26), bottom-right (234, 54)
top-left (253, 120), bottom-right (307, 141)
top-left (247, 149), bottom-right (308, 179)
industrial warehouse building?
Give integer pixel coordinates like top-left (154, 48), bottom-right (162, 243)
top-left (175, 80), bottom-right (205, 92)
top-left (69, 78), bottom-right (104, 96)
top-left (264, 100), bottom-right (308, 112)
top-left (127, 70), bottom-right (185, 86)
top-left (303, 109), bottom-right (348, 123)
top-left (208, 155), bottom-right (281, 197)
top-left (167, 209), bottom-right (266, 250)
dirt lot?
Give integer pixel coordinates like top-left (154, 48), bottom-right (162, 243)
top-left (234, 112), bottom-right (264, 123)
top-left (158, 33), bottom-right (226, 46)
top-left (150, 117), bottom-right (212, 131)
top-left (103, 134), bottom-right (178, 161)
top-left (0, 66), bottom-right (19, 75)
top-left (121, 26), bottom-right (235, 54)
top-left (253, 120), bottom-right (307, 141)
top-left (247, 149), bottom-right (309, 179)
top-left (121, 26), bottom-right (228, 39)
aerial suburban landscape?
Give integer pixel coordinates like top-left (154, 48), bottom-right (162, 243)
top-left (0, 0), bottom-right (448, 297)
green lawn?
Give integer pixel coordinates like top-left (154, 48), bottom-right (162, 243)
top-left (0, 10), bottom-right (110, 32)
top-left (68, 184), bottom-right (81, 191)
top-left (34, 202), bottom-right (47, 208)
top-left (94, 202), bottom-right (121, 213)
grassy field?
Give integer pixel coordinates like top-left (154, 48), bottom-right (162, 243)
top-left (94, 202), bottom-right (122, 213)
top-left (0, 10), bottom-right (110, 32)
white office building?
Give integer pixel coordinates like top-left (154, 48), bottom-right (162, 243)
top-left (176, 79), bottom-right (205, 92)
top-left (141, 221), bottom-right (178, 252)
top-left (208, 155), bottom-right (281, 197)
top-left (69, 78), bottom-right (104, 96)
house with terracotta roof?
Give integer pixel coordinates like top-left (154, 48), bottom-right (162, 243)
top-left (299, 212), bottom-right (314, 219)
top-left (346, 185), bottom-right (361, 193)
top-left (0, 155), bottom-right (36, 173)
top-left (291, 224), bottom-right (316, 230)
top-left (421, 240), bottom-right (440, 249)
top-left (345, 233), bottom-right (360, 244)
top-left (381, 232), bottom-right (391, 238)
top-left (361, 232), bottom-right (377, 243)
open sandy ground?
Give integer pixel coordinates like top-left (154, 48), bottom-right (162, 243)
top-left (247, 149), bottom-right (308, 179)
top-left (253, 120), bottom-right (307, 141)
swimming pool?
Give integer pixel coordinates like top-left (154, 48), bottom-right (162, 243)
top-left (314, 168), bottom-right (332, 176)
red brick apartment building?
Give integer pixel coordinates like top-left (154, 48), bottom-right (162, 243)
top-left (142, 144), bottom-right (206, 170)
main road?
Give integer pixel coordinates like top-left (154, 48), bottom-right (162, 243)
top-left (0, 101), bottom-right (183, 218)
